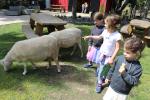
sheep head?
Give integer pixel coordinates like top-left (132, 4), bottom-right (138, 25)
top-left (0, 59), bottom-right (11, 71)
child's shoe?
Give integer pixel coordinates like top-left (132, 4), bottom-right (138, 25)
top-left (96, 83), bottom-right (102, 93)
top-left (84, 63), bottom-right (92, 68)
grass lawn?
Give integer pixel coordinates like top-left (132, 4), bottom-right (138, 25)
top-left (0, 23), bottom-right (150, 100)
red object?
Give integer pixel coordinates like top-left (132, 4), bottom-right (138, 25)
top-left (99, 0), bottom-right (112, 14)
top-left (99, 0), bottom-right (107, 14)
top-left (51, 0), bottom-right (68, 12)
top-left (106, 0), bottom-right (112, 13)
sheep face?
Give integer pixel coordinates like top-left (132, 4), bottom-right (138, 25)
top-left (0, 60), bottom-right (12, 71)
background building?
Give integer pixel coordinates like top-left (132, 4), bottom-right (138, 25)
top-left (0, 0), bottom-right (101, 13)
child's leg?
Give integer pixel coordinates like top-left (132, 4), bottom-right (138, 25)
top-left (95, 63), bottom-right (105, 93)
top-left (96, 55), bottom-right (107, 93)
top-left (97, 63), bottom-right (105, 84)
top-left (97, 55), bottom-right (106, 82)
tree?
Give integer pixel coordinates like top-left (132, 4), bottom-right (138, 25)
top-left (72, 0), bottom-right (77, 20)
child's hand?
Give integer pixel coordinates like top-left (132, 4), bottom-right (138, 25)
top-left (119, 63), bottom-right (126, 74)
top-left (108, 58), bottom-right (114, 65)
top-left (102, 78), bottom-right (110, 86)
top-left (82, 36), bottom-right (90, 40)
top-left (105, 78), bottom-right (110, 84)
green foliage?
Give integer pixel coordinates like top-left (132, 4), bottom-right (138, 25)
top-left (137, 0), bottom-right (147, 6)
top-left (0, 23), bottom-right (150, 100)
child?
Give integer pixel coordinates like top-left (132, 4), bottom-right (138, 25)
top-left (103, 37), bottom-right (145, 100)
top-left (84, 2), bottom-right (88, 13)
top-left (81, 2), bottom-right (88, 13)
top-left (81, 3), bottom-right (85, 13)
top-left (84, 12), bottom-right (104, 68)
top-left (83, 14), bottom-right (122, 93)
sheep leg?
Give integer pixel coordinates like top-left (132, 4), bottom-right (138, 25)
top-left (78, 43), bottom-right (83, 58)
top-left (70, 45), bottom-right (77, 56)
top-left (54, 58), bottom-right (61, 73)
top-left (22, 63), bottom-right (27, 75)
top-left (47, 59), bottom-right (51, 69)
top-left (30, 62), bottom-right (37, 69)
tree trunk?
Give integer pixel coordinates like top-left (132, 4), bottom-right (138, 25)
top-left (72, 0), bottom-right (77, 20)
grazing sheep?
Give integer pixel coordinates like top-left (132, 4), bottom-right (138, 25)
top-left (0, 35), bottom-right (61, 75)
top-left (50, 28), bottom-right (83, 57)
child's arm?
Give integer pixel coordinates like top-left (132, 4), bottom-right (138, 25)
top-left (88, 38), bottom-right (93, 47)
top-left (88, 29), bottom-right (94, 47)
top-left (83, 28), bottom-right (105, 41)
top-left (105, 57), bottom-right (118, 82)
top-left (119, 65), bottom-right (142, 86)
top-left (83, 35), bottom-right (102, 41)
top-left (103, 65), bottom-right (115, 85)
top-left (108, 40), bottom-right (121, 64)
top-left (106, 65), bottom-right (115, 80)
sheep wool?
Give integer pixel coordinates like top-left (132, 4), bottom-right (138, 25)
top-left (0, 35), bottom-right (60, 75)
top-left (49, 28), bottom-right (83, 57)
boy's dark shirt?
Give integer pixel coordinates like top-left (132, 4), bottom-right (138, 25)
top-left (88, 25), bottom-right (104, 47)
top-left (107, 55), bottom-right (142, 95)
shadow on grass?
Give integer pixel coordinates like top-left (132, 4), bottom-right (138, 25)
top-left (0, 42), bottom-right (14, 59)
top-left (0, 63), bottom-right (94, 90)
top-left (0, 32), bottom-right (26, 43)
top-left (0, 23), bottom-right (95, 92)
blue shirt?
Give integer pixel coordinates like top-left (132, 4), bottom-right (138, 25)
top-left (88, 25), bottom-right (104, 47)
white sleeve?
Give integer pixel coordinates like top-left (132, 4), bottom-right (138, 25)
top-left (115, 32), bottom-right (122, 41)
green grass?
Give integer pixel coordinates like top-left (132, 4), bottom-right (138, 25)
top-left (0, 23), bottom-right (150, 100)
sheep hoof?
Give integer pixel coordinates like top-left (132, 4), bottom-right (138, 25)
top-left (57, 69), bottom-right (61, 73)
top-left (70, 53), bottom-right (73, 56)
top-left (22, 71), bottom-right (27, 75)
top-left (46, 66), bottom-right (50, 69)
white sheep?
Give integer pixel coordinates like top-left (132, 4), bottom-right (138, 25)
top-left (49, 28), bottom-right (83, 57)
top-left (0, 35), bottom-right (61, 75)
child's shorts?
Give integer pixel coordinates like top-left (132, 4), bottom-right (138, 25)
top-left (103, 86), bottom-right (127, 100)
top-left (86, 46), bottom-right (100, 62)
